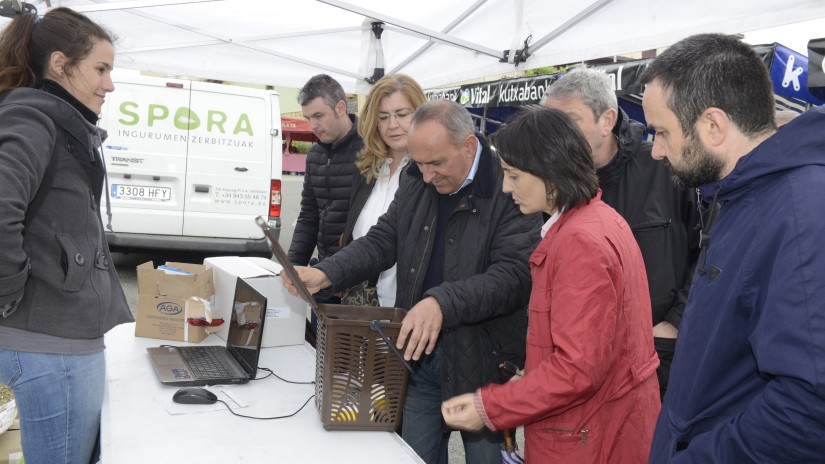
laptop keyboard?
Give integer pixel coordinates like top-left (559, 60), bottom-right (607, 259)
top-left (178, 346), bottom-right (234, 379)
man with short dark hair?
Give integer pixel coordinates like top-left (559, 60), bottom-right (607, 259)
top-left (283, 100), bottom-right (539, 464)
top-left (641, 33), bottom-right (825, 462)
top-left (288, 74), bottom-right (363, 308)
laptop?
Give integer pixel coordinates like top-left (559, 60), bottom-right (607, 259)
top-left (146, 277), bottom-right (267, 387)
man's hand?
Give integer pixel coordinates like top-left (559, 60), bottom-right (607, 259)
top-left (442, 393), bottom-right (485, 432)
top-left (653, 321), bottom-right (679, 339)
top-left (279, 266), bottom-right (331, 297)
top-left (396, 296), bottom-right (443, 361)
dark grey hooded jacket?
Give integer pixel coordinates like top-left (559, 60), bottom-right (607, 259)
top-left (0, 87), bottom-right (133, 338)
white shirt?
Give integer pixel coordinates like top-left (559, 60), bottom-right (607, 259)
top-left (352, 156), bottom-right (410, 307)
top-left (540, 209), bottom-right (563, 238)
top-left (452, 137), bottom-right (483, 195)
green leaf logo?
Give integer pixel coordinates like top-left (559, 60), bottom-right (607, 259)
top-left (174, 107), bottom-right (200, 130)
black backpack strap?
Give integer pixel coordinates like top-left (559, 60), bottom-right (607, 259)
top-left (0, 91), bottom-right (60, 230)
top-left (23, 132), bottom-right (59, 230)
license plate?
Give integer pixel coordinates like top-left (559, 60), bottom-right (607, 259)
top-left (111, 184), bottom-right (171, 202)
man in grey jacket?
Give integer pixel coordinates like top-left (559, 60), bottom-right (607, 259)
top-left (283, 100), bottom-right (539, 464)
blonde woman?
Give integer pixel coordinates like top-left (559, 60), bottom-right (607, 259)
top-left (340, 74), bottom-right (426, 307)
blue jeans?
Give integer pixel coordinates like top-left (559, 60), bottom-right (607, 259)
top-left (0, 349), bottom-right (105, 464)
top-left (401, 343), bottom-right (503, 464)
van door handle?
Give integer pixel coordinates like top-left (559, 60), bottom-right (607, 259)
top-left (195, 186), bottom-right (209, 193)
top-left (234, 167), bottom-right (248, 172)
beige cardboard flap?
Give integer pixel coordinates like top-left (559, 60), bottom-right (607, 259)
top-left (137, 262), bottom-right (213, 299)
top-left (185, 297), bottom-right (210, 320)
top-left (156, 276), bottom-right (197, 298)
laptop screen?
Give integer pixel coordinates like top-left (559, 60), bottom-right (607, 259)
top-left (226, 277), bottom-right (267, 376)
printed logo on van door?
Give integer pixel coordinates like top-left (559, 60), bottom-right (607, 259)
top-left (156, 301), bottom-right (183, 316)
top-left (173, 107), bottom-right (201, 131)
top-left (114, 102), bottom-right (259, 149)
top-left (118, 102), bottom-right (254, 135)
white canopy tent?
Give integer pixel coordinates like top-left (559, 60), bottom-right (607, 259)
top-left (4, 0), bottom-right (825, 93)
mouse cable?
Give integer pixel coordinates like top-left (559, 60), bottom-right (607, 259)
top-left (255, 367), bottom-right (315, 385)
top-left (216, 395), bottom-right (315, 420)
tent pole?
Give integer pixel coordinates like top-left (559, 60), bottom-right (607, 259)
top-left (529, 0), bottom-right (614, 53)
top-left (61, 0), bottom-right (222, 13)
top-left (318, 0), bottom-right (501, 59)
top-left (389, 0), bottom-right (488, 75)
top-left (365, 22), bottom-right (385, 84)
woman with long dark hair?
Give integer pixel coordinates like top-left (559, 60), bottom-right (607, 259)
top-left (0, 8), bottom-right (133, 463)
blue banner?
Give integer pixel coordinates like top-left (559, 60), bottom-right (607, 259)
top-left (768, 43), bottom-right (823, 105)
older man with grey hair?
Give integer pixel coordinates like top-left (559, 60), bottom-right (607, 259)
top-left (543, 67), bottom-right (701, 399)
top-left (283, 100), bottom-right (539, 464)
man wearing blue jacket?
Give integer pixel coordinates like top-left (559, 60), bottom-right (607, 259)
top-left (641, 33), bottom-right (825, 462)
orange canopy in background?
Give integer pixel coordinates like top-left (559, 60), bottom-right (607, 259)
top-left (281, 117), bottom-right (316, 173)
top-left (282, 118), bottom-right (317, 143)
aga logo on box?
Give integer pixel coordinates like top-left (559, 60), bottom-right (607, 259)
top-left (156, 302), bottom-right (182, 315)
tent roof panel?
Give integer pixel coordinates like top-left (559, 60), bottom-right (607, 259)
top-left (3, 0), bottom-right (825, 92)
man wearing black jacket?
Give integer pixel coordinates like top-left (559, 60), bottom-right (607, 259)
top-left (288, 74), bottom-right (363, 309)
top-left (283, 101), bottom-right (539, 464)
top-left (544, 68), bottom-right (700, 398)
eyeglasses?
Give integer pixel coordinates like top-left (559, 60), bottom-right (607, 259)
top-left (377, 108), bottom-right (413, 124)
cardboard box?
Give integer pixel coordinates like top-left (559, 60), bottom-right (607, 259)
top-left (135, 262), bottom-right (218, 343)
top-left (0, 418), bottom-right (22, 464)
top-left (204, 256), bottom-right (306, 347)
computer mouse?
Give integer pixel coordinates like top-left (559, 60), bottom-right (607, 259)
top-left (172, 387), bottom-right (218, 405)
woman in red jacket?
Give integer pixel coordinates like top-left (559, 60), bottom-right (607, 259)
top-left (442, 108), bottom-right (660, 463)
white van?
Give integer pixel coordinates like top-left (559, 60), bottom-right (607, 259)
top-left (98, 74), bottom-right (282, 254)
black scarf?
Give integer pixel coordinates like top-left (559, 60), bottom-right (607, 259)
top-left (35, 79), bottom-right (99, 124)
